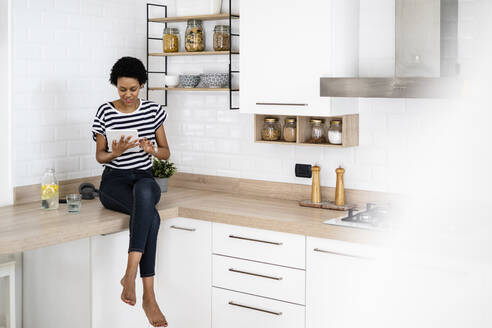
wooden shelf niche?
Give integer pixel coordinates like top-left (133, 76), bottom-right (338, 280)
top-left (148, 13), bottom-right (239, 23)
top-left (254, 114), bottom-right (359, 147)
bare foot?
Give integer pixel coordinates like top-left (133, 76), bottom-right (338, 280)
top-left (143, 296), bottom-right (168, 327)
top-left (120, 275), bottom-right (136, 306)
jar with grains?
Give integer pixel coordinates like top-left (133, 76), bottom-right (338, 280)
top-left (163, 27), bottom-right (179, 53)
top-left (262, 117), bottom-right (281, 141)
top-left (309, 119), bottom-right (326, 143)
top-left (283, 117), bottom-right (297, 142)
top-left (213, 25), bottom-right (230, 51)
top-left (185, 19), bottom-right (205, 52)
top-left (328, 119), bottom-right (342, 145)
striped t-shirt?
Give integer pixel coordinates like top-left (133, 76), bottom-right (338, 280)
top-left (91, 99), bottom-right (167, 170)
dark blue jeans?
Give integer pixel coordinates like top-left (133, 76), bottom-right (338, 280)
top-left (99, 167), bottom-right (161, 278)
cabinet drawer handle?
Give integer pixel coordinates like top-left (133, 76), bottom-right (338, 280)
top-left (256, 102), bottom-right (308, 106)
top-left (313, 248), bottom-right (367, 259)
top-left (228, 301), bottom-right (282, 316)
top-left (170, 225), bottom-right (196, 232)
top-left (229, 268), bottom-right (283, 281)
top-left (229, 235), bottom-right (283, 245)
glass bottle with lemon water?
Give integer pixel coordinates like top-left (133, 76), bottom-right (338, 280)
top-left (41, 168), bottom-right (59, 210)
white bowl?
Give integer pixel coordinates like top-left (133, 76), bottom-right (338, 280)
top-left (164, 75), bottom-right (179, 87)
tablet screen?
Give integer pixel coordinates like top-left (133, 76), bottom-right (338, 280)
top-left (106, 129), bottom-right (140, 153)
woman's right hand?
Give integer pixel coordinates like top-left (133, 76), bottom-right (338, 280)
top-left (111, 135), bottom-right (139, 158)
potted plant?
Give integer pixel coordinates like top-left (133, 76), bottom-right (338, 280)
top-left (152, 158), bottom-right (177, 192)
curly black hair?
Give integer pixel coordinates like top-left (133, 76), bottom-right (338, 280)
top-left (109, 57), bottom-right (147, 86)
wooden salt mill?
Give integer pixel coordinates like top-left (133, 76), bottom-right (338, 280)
top-left (335, 167), bottom-right (345, 206)
top-left (311, 166), bottom-right (321, 203)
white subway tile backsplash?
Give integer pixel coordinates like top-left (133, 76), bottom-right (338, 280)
top-left (30, 127), bottom-right (55, 143)
top-left (12, 0), bottom-right (478, 193)
top-left (80, 156), bottom-right (100, 171)
top-left (54, 0), bottom-right (81, 14)
top-left (39, 110), bottom-right (67, 126)
top-left (205, 124), bottom-right (231, 139)
top-left (204, 154), bottom-right (231, 170)
top-left (181, 123), bottom-right (205, 137)
top-left (192, 138), bottom-right (216, 153)
top-left (68, 140), bottom-right (92, 156)
top-left (28, 28), bottom-right (55, 45)
top-left (215, 139), bottom-right (241, 154)
top-left (216, 169), bottom-right (241, 178)
top-left (28, 61), bottom-right (55, 78)
top-left (29, 159), bottom-right (56, 179)
top-left (56, 126), bottom-right (81, 141)
top-left (355, 146), bottom-right (387, 166)
top-left (55, 158), bottom-right (80, 174)
top-left (41, 142), bottom-right (67, 159)
top-left (28, 0), bottom-right (53, 10)
top-left (81, 1), bottom-right (103, 17)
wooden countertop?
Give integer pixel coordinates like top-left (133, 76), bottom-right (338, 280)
top-left (0, 186), bottom-right (384, 255)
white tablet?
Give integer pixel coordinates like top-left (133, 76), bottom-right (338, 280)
top-left (106, 129), bottom-right (140, 153)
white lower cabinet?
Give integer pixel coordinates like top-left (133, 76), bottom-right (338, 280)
top-left (306, 237), bottom-right (378, 328)
top-left (155, 217), bottom-right (212, 328)
top-left (212, 287), bottom-right (305, 328)
top-left (22, 217), bottom-right (212, 328)
top-left (212, 254), bottom-right (305, 305)
top-left (91, 230), bottom-right (148, 328)
top-left (22, 217), bottom-right (383, 328)
top-left (212, 223), bottom-right (305, 269)
top-left (23, 238), bottom-right (91, 328)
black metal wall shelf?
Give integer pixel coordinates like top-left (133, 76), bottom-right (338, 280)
top-left (146, 1), bottom-right (239, 110)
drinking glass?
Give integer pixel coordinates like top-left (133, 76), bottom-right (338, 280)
top-left (66, 194), bottom-right (82, 213)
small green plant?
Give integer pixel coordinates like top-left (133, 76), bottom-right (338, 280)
top-left (152, 158), bottom-right (177, 179)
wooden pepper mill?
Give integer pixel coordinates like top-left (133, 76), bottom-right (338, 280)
top-left (335, 167), bottom-right (345, 206)
top-left (311, 166), bottom-right (321, 203)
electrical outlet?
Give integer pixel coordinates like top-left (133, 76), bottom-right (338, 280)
top-left (295, 164), bottom-right (312, 178)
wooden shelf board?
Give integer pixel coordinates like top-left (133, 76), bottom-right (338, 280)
top-left (149, 51), bottom-right (239, 57)
top-left (148, 13), bottom-right (239, 23)
top-left (297, 142), bottom-right (345, 148)
top-left (254, 141), bottom-right (347, 147)
top-left (255, 140), bottom-right (297, 145)
top-left (149, 87), bottom-right (238, 91)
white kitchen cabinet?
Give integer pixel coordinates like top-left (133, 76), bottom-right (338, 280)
top-left (240, 0), bottom-right (359, 116)
top-left (212, 254), bottom-right (305, 305)
top-left (91, 230), bottom-right (148, 328)
top-left (23, 238), bottom-right (91, 328)
top-left (155, 217), bottom-right (212, 328)
top-left (0, 261), bottom-right (15, 328)
top-left (306, 237), bottom-right (379, 328)
top-left (212, 287), bottom-right (304, 328)
top-left (212, 222), bottom-right (305, 269)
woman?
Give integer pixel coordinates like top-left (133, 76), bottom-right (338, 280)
top-left (92, 57), bottom-right (169, 327)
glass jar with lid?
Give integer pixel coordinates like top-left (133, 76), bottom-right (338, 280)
top-left (283, 117), bottom-right (297, 142)
top-left (328, 119), bottom-right (342, 144)
top-left (262, 117), bottom-right (281, 141)
top-left (213, 25), bottom-right (230, 51)
top-left (163, 27), bottom-right (179, 53)
top-left (309, 119), bottom-right (326, 143)
top-left (185, 19), bottom-right (205, 52)
top-left (41, 168), bottom-right (59, 210)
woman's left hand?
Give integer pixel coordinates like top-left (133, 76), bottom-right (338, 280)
top-left (139, 137), bottom-right (156, 155)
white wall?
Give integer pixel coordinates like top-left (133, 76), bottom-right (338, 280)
top-left (11, 0), bottom-right (479, 195)
top-left (12, 0), bottom-right (150, 186)
top-left (0, 0), bottom-right (13, 206)
top-left (147, 0), bottom-right (473, 193)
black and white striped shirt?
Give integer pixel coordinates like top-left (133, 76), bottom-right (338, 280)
top-left (91, 99), bottom-right (167, 170)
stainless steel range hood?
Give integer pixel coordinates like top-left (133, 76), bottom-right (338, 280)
top-left (320, 0), bottom-right (462, 98)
